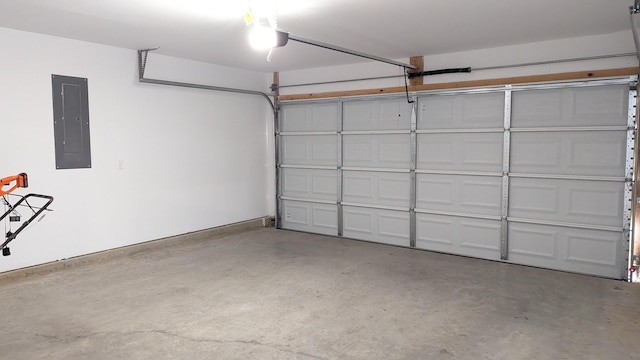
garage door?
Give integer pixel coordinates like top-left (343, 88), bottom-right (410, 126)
top-left (277, 78), bottom-right (636, 279)
top-left (279, 101), bottom-right (340, 236)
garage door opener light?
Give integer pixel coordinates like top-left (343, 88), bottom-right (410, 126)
top-left (243, 7), bottom-right (415, 70)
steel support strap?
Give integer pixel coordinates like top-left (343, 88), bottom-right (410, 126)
top-left (633, 86), bottom-right (640, 281)
top-left (337, 101), bottom-right (344, 237)
top-left (275, 107), bottom-right (282, 228)
top-left (410, 100), bottom-right (418, 248)
top-left (501, 89), bottom-right (512, 260)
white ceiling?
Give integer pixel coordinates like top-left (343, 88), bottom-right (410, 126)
top-left (0, 0), bottom-right (633, 72)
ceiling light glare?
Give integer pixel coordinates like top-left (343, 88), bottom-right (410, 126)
top-left (248, 0), bottom-right (277, 18)
top-left (249, 25), bottom-right (277, 50)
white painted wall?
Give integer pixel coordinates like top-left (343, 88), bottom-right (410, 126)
top-left (0, 27), bottom-right (275, 272)
top-left (1, 26), bottom-right (637, 273)
top-left (279, 31), bottom-right (638, 95)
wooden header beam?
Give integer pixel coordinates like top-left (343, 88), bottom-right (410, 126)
top-left (409, 56), bottom-right (424, 86)
top-left (273, 72), bottom-right (279, 108)
top-left (278, 67), bottom-right (639, 102)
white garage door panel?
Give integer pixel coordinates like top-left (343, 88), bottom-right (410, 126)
top-left (416, 174), bottom-right (502, 216)
top-left (510, 131), bottom-right (626, 176)
top-left (416, 213), bottom-right (501, 259)
top-left (282, 168), bottom-right (337, 201)
top-left (281, 103), bottom-right (339, 132)
top-left (343, 134), bottom-right (410, 169)
top-left (343, 171), bottom-right (410, 208)
top-left (343, 207), bottom-right (410, 246)
top-left (418, 93), bottom-right (504, 129)
top-left (417, 133), bottom-right (503, 171)
top-left (508, 222), bottom-right (622, 278)
top-left (511, 85), bottom-right (628, 127)
top-left (343, 99), bottom-right (412, 131)
top-left (281, 135), bottom-right (338, 166)
top-left (282, 200), bottom-right (337, 236)
top-left (509, 178), bottom-right (623, 227)
top-left (278, 80), bottom-right (632, 279)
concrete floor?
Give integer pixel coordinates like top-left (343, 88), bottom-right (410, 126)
top-left (0, 228), bottom-right (639, 360)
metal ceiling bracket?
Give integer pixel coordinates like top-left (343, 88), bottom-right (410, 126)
top-left (137, 48), bottom-right (159, 80)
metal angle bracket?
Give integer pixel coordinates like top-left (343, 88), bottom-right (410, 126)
top-left (137, 48), bottom-right (159, 80)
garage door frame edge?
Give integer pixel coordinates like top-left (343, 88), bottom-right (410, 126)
top-left (625, 86), bottom-right (638, 280)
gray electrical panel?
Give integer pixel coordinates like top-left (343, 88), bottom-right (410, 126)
top-left (52, 75), bottom-right (91, 169)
